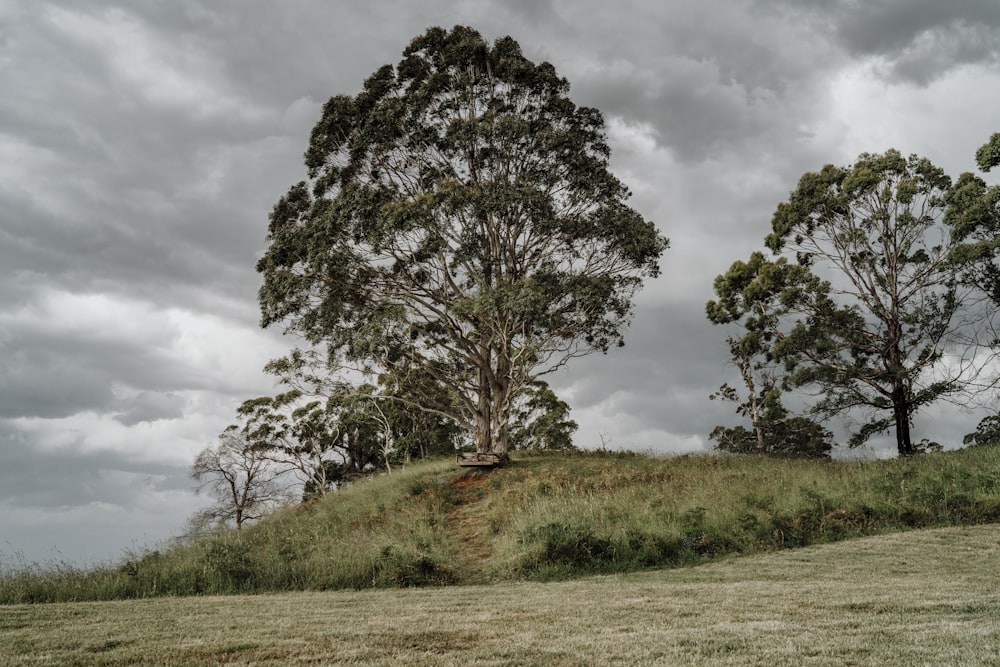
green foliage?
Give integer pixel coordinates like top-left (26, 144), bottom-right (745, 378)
top-left (945, 169), bottom-right (1000, 304)
top-left (710, 414), bottom-right (833, 458)
top-left (233, 390), bottom-right (372, 496)
top-left (262, 350), bottom-right (464, 472)
top-left (707, 252), bottom-right (832, 457)
top-left (373, 367), bottom-right (465, 462)
top-left (368, 545), bottom-right (455, 587)
top-left (508, 381), bottom-right (578, 451)
top-left (523, 523), bottom-right (616, 569)
top-left (202, 541), bottom-right (255, 587)
top-left (256, 26), bottom-right (667, 454)
top-left (975, 132), bottom-right (1000, 172)
top-left (228, 371), bottom-right (462, 499)
top-left (963, 415), bottom-right (1000, 447)
top-left (913, 438), bottom-right (943, 454)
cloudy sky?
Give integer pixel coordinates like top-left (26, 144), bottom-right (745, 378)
top-left (3, 0), bottom-right (1000, 566)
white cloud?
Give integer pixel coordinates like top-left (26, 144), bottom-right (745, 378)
top-left (815, 60), bottom-right (1000, 170)
top-left (3, 290), bottom-right (174, 348)
top-left (570, 392), bottom-right (708, 455)
top-left (1, 288), bottom-right (287, 469)
top-left (13, 403), bottom-right (208, 465)
top-left (1, 287), bottom-right (286, 391)
top-left (607, 116), bottom-right (660, 159)
top-left (44, 5), bottom-right (259, 121)
top-left (0, 489), bottom-right (206, 567)
top-left (0, 134), bottom-right (74, 219)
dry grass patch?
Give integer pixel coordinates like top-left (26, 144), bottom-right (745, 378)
top-left (3, 524), bottom-right (1000, 665)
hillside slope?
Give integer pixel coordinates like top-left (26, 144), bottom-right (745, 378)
top-left (4, 447), bottom-right (1000, 602)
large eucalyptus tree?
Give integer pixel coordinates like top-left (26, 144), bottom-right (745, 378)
top-left (257, 26), bottom-right (667, 455)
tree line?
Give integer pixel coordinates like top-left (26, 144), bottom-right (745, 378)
top-left (189, 25), bottom-right (1000, 529)
top-left (708, 137), bottom-right (1000, 458)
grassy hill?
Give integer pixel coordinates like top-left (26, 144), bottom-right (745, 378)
top-left (4, 446), bottom-right (1000, 603)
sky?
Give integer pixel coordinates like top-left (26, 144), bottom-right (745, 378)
top-left (2, 0), bottom-right (1000, 567)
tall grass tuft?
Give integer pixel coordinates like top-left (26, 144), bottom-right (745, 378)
top-left (4, 446), bottom-right (1000, 602)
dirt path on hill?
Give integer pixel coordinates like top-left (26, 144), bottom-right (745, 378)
top-left (446, 473), bottom-right (495, 584)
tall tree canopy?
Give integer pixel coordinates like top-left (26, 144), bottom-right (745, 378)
top-left (715, 150), bottom-right (972, 456)
top-left (257, 26), bottom-right (667, 455)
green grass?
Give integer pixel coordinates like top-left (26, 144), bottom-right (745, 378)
top-left (4, 446), bottom-right (1000, 603)
top-left (2, 524), bottom-right (999, 665)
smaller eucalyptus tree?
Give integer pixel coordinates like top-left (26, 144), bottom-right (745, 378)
top-left (233, 390), bottom-right (377, 498)
top-left (508, 380), bottom-right (578, 451)
top-left (707, 253), bottom-right (833, 457)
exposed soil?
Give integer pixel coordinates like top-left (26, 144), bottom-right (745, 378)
top-left (446, 472), bottom-right (495, 583)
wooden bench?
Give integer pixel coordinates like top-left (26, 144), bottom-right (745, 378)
top-left (456, 452), bottom-right (510, 468)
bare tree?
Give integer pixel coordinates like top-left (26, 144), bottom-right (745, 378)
top-left (189, 431), bottom-right (290, 531)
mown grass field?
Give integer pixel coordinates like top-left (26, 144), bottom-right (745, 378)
top-left (3, 524), bottom-right (999, 665)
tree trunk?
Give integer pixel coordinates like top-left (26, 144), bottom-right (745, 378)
top-left (491, 345), bottom-right (512, 456)
top-left (892, 384), bottom-right (914, 456)
top-left (887, 319), bottom-right (913, 456)
top-left (738, 354), bottom-right (766, 453)
top-left (474, 346), bottom-right (517, 456)
top-left (476, 365), bottom-right (493, 453)
top-left (490, 383), bottom-right (511, 456)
